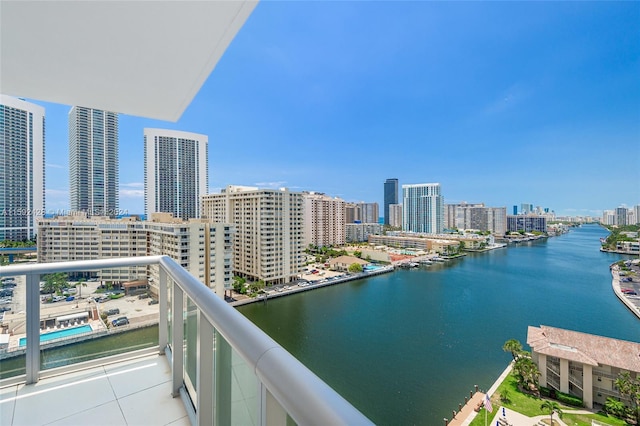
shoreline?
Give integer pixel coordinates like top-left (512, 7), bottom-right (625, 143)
top-left (610, 262), bottom-right (640, 320)
top-left (229, 265), bottom-right (395, 307)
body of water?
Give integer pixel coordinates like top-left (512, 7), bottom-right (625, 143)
top-left (238, 225), bottom-right (639, 425)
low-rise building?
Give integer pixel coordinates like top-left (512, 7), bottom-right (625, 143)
top-left (527, 325), bottom-right (640, 409)
top-left (507, 215), bottom-right (547, 233)
top-left (328, 255), bottom-right (368, 272)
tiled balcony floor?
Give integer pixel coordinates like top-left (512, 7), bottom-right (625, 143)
top-left (0, 354), bottom-right (189, 426)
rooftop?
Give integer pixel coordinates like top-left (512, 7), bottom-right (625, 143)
top-left (527, 325), bottom-right (640, 371)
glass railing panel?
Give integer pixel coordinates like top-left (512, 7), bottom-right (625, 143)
top-left (214, 329), bottom-right (259, 425)
top-left (184, 296), bottom-right (198, 403)
top-left (1, 268), bottom-right (160, 377)
top-left (0, 273), bottom-right (25, 379)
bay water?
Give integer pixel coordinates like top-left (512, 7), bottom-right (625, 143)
top-left (238, 225), bottom-right (639, 425)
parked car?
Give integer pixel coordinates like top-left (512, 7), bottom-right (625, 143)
top-left (52, 295), bottom-right (66, 302)
top-left (105, 308), bottom-right (120, 316)
top-left (112, 317), bottom-right (129, 326)
top-left (138, 294), bottom-right (149, 299)
top-left (65, 296), bottom-right (75, 302)
top-left (148, 299), bottom-right (159, 305)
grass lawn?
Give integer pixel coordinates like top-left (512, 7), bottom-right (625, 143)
top-left (466, 372), bottom-right (627, 426)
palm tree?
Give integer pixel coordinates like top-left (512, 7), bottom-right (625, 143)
top-left (540, 400), bottom-right (562, 425)
top-left (503, 339), bottom-right (523, 360)
top-left (513, 357), bottom-right (540, 391)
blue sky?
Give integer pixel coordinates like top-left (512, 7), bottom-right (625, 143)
top-left (37, 1), bottom-right (640, 217)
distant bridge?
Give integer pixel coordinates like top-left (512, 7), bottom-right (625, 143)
top-left (0, 247), bottom-right (37, 263)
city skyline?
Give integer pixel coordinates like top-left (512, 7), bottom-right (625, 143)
top-left (20, 1), bottom-right (640, 217)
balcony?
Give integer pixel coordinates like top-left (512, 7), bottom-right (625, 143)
top-left (0, 256), bottom-right (371, 425)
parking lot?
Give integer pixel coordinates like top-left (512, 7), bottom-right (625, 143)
top-left (1, 275), bottom-right (159, 336)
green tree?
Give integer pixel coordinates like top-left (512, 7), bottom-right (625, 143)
top-left (540, 400), bottom-right (562, 425)
top-left (604, 397), bottom-right (626, 418)
top-left (503, 339), bottom-right (523, 361)
top-left (42, 272), bottom-right (68, 297)
top-left (353, 251), bottom-right (362, 258)
top-left (513, 357), bottom-right (540, 391)
top-left (348, 263), bottom-right (363, 273)
top-left (615, 372), bottom-right (640, 424)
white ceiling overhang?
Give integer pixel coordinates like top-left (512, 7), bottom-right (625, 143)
top-left (0, 0), bottom-right (258, 121)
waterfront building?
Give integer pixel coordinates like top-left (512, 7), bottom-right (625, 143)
top-left (602, 210), bottom-right (615, 226)
top-left (445, 203), bottom-right (507, 236)
top-left (144, 213), bottom-right (233, 298)
top-left (37, 212), bottom-right (234, 297)
top-left (527, 325), bottom-right (640, 409)
top-left (201, 185), bottom-right (304, 285)
top-left (402, 183), bottom-right (444, 234)
top-left (368, 234), bottom-right (461, 254)
top-left (69, 107), bottom-right (119, 216)
top-left (384, 178), bottom-right (398, 225)
top-left (507, 215), bottom-right (547, 233)
top-left (615, 207), bottom-right (628, 226)
top-left (389, 204), bottom-right (402, 228)
top-left (144, 128), bottom-right (208, 220)
top-left (302, 192), bottom-right (345, 247)
top-left (0, 95), bottom-right (45, 241)
top-left (345, 223), bottom-right (383, 243)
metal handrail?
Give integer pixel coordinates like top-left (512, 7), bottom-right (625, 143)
top-left (1, 256), bottom-right (372, 425)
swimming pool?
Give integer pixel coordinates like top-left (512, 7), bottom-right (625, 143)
top-left (19, 324), bottom-right (93, 346)
top-left (364, 265), bottom-right (382, 271)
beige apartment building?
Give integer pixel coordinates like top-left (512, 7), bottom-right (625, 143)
top-left (37, 212), bottom-right (234, 297)
top-left (201, 185), bottom-right (304, 285)
top-left (527, 325), bottom-right (640, 409)
top-left (302, 192), bottom-right (345, 247)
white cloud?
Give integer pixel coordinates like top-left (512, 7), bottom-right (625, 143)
top-left (120, 189), bottom-right (144, 198)
top-left (121, 182), bottom-right (144, 188)
top-left (46, 163), bottom-right (66, 169)
top-left (254, 181), bottom-right (287, 188)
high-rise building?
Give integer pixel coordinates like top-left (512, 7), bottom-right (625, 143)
top-left (445, 202), bottom-right (507, 235)
top-left (201, 185), bottom-right (304, 285)
top-left (513, 205), bottom-right (518, 215)
top-left (302, 192), bottom-right (345, 247)
top-left (0, 95), bottom-right (45, 241)
top-left (69, 107), bottom-right (118, 216)
top-left (345, 223), bottom-right (383, 243)
top-left (507, 215), bottom-right (547, 233)
top-left (358, 202), bottom-right (379, 224)
top-left (602, 210), bottom-right (615, 226)
top-left (144, 128), bottom-right (208, 220)
top-left (384, 178), bottom-right (398, 225)
top-left (402, 183), bottom-right (444, 234)
top-left (615, 207), bottom-right (628, 226)
top-left (389, 204), bottom-right (403, 228)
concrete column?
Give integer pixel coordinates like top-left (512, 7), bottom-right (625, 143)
top-left (560, 359), bottom-right (569, 394)
top-left (538, 353), bottom-right (547, 387)
top-left (583, 364), bottom-right (593, 409)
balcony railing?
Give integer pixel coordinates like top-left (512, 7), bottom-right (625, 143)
top-left (0, 256), bottom-right (371, 425)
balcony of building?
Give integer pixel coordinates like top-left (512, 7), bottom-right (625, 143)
top-left (0, 256), bottom-right (371, 425)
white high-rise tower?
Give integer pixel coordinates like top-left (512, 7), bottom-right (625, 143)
top-left (69, 107), bottom-right (119, 216)
top-left (144, 128), bottom-right (208, 220)
top-left (402, 183), bottom-right (444, 234)
top-left (0, 95), bottom-right (45, 241)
